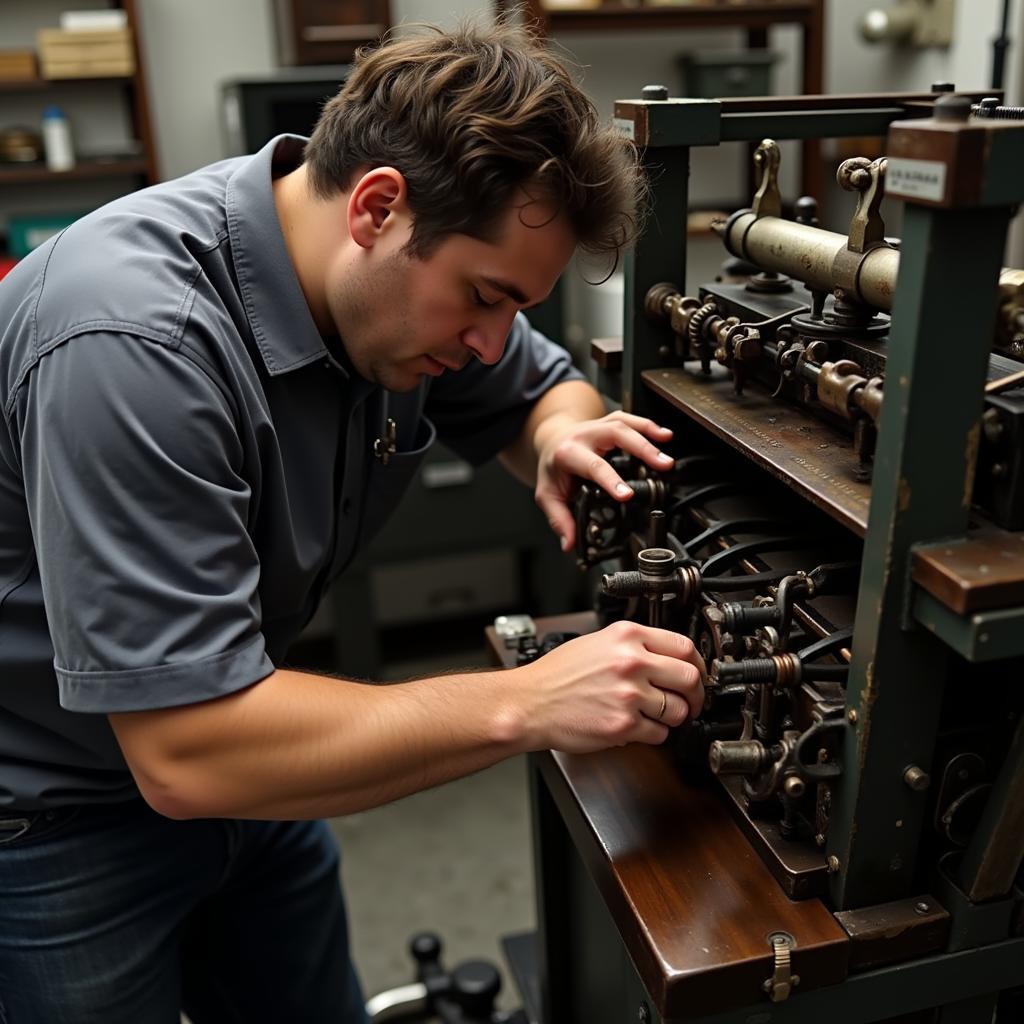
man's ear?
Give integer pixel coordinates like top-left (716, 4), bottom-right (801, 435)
top-left (347, 167), bottom-right (409, 250)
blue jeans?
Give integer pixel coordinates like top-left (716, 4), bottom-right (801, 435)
top-left (0, 798), bottom-right (368, 1024)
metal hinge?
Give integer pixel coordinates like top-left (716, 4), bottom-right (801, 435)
top-left (763, 932), bottom-right (800, 1003)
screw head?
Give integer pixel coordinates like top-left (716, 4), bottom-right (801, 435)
top-left (638, 1002), bottom-right (651, 1023)
top-left (827, 855), bottom-right (841, 874)
top-left (915, 901), bottom-right (931, 915)
top-left (783, 775), bottom-right (806, 799)
top-left (847, 709), bottom-right (858, 725)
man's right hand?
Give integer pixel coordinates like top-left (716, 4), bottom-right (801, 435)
top-left (506, 620), bottom-right (706, 754)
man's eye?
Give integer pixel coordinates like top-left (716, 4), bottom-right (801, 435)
top-left (473, 288), bottom-right (498, 309)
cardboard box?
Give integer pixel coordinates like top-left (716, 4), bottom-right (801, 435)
top-left (36, 27), bottom-right (134, 79)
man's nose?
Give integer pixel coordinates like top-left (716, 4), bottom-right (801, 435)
top-left (462, 310), bottom-right (517, 365)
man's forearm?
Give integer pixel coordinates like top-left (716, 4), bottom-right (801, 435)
top-left (110, 619), bottom-right (707, 822)
top-left (110, 667), bottom-right (528, 821)
top-left (500, 378), bottom-right (606, 486)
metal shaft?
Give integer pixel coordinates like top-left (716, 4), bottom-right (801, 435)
top-left (721, 212), bottom-right (900, 311)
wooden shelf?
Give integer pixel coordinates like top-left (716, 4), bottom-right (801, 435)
top-left (0, 157), bottom-right (148, 185)
top-left (0, 75), bottom-right (132, 92)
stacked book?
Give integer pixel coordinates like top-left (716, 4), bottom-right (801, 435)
top-left (0, 50), bottom-right (37, 81)
top-left (37, 9), bottom-right (134, 79)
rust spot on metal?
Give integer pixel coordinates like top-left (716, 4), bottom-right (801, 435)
top-left (856, 661), bottom-right (878, 774)
top-left (898, 478), bottom-right (911, 512)
top-left (963, 420), bottom-right (981, 509)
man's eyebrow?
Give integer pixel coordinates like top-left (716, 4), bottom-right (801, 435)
top-left (480, 276), bottom-right (539, 309)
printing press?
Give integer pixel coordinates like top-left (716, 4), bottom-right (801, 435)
top-left (503, 91), bottom-right (1024, 1024)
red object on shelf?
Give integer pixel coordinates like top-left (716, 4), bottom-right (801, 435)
top-left (0, 257), bottom-right (18, 281)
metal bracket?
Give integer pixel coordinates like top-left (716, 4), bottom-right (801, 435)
top-left (763, 932), bottom-right (800, 1002)
top-left (838, 156), bottom-right (889, 253)
top-left (751, 139), bottom-right (782, 219)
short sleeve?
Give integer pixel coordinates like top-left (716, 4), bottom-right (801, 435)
top-left (425, 312), bottom-right (584, 465)
top-left (14, 331), bottom-right (273, 713)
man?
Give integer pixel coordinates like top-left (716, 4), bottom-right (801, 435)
top-left (0, 20), bottom-right (704, 1024)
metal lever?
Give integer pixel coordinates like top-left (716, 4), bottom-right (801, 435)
top-left (751, 139), bottom-right (782, 218)
top-left (837, 156), bottom-right (888, 253)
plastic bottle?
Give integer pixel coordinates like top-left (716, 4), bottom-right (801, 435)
top-left (41, 106), bottom-right (75, 172)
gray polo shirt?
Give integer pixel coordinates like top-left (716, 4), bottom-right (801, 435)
top-left (0, 135), bottom-right (581, 810)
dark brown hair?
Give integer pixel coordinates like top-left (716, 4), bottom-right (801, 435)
top-left (303, 19), bottom-right (644, 265)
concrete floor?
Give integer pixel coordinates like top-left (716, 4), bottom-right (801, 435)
top-left (331, 753), bottom-right (536, 1015)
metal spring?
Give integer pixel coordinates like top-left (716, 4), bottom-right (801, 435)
top-left (715, 657), bottom-right (780, 685)
top-left (972, 103), bottom-right (1024, 120)
top-left (720, 602), bottom-right (779, 634)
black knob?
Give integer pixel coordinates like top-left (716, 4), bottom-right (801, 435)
top-left (410, 932), bottom-right (442, 966)
top-left (452, 960), bottom-right (502, 1017)
top-left (934, 94), bottom-right (972, 122)
top-left (930, 81), bottom-right (955, 92)
top-left (642, 84), bottom-right (669, 101)
top-left (794, 195), bottom-right (819, 226)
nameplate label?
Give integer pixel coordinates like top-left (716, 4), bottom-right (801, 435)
top-left (886, 157), bottom-right (947, 202)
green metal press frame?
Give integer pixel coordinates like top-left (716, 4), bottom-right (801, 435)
top-left (537, 91), bottom-right (1024, 1023)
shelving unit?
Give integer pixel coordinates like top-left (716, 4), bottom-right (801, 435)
top-left (0, 0), bottom-right (159, 254)
top-left (504, 0), bottom-right (826, 201)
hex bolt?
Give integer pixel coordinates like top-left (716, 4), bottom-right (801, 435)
top-left (903, 765), bottom-right (931, 792)
top-left (915, 901), bottom-right (931, 915)
top-left (827, 855), bottom-right (841, 874)
top-left (641, 84), bottom-right (669, 101)
top-left (847, 709), bottom-right (858, 725)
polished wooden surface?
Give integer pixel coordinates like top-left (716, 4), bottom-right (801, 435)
top-left (539, 743), bottom-right (849, 1018)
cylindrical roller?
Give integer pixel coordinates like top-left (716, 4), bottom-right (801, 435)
top-left (720, 210), bottom-right (900, 311)
top-left (709, 739), bottom-right (771, 776)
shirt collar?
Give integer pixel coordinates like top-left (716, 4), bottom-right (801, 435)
top-left (225, 134), bottom-right (336, 378)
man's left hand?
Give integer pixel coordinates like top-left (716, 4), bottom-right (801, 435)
top-left (534, 410), bottom-right (674, 552)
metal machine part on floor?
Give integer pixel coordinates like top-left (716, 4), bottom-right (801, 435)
top-left (366, 932), bottom-right (528, 1024)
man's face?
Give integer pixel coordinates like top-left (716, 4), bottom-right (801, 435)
top-left (326, 195), bottom-right (577, 391)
